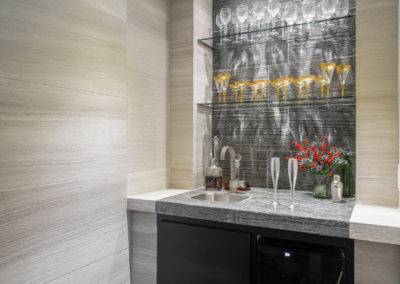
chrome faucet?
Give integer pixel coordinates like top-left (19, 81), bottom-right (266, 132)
top-left (220, 146), bottom-right (239, 193)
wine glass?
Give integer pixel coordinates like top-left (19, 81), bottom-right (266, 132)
top-left (220, 7), bottom-right (232, 41)
top-left (277, 77), bottom-right (293, 100)
top-left (247, 11), bottom-right (256, 42)
top-left (315, 77), bottom-right (327, 99)
top-left (336, 0), bottom-right (349, 29)
top-left (214, 75), bottom-right (222, 103)
top-left (284, 2), bottom-right (298, 36)
top-left (231, 12), bottom-right (241, 43)
top-left (271, 80), bottom-right (282, 100)
top-left (249, 82), bottom-right (259, 103)
top-left (220, 73), bottom-right (231, 103)
top-left (229, 83), bottom-right (240, 103)
top-left (298, 75), bottom-right (316, 99)
top-left (288, 158), bottom-right (298, 211)
top-left (236, 4), bottom-right (248, 40)
top-left (336, 65), bottom-right (351, 97)
top-left (271, 157), bottom-right (280, 208)
top-left (320, 63), bottom-right (336, 98)
top-left (255, 80), bottom-right (270, 101)
top-left (216, 13), bottom-right (223, 45)
top-left (268, 0), bottom-right (280, 37)
top-left (322, 0), bottom-right (338, 28)
top-left (293, 78), bottom-right (305, 102)
top-left (302, 0), bottom-right (316, 31)
top-left (236, 81), bottom-right (249, 103)
top-left (253, 2), bottom-right (265, 33)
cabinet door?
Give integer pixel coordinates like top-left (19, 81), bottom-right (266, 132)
top-left (158, 220), bottom-right (251, 284)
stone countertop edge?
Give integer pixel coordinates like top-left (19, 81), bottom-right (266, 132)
top-left (156, 188), bottom-right (355, 239)
top-left (127, 189), bottom-right (190, 213)
top-left (350, 204), bottom-right (400, 246)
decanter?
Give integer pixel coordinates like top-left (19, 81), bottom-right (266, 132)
top-left (205, 137), bottom-right (223, 190)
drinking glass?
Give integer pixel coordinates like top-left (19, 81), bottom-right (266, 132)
top-left (249, 82), bottom-right (259, 103)
top-left (322, 0), bottom-right (338, 28)
top-left (320, 63), bottom-right (336, 98)
top-left (231, 12), bottom-right (241, 43)
top-left (236, 81), bottom-right (249, 103)
top-left (315, 77), bottom-right (327, 99)
top-left (298, 75), bottom-right (316, 99)
top-left (284, 2), bottom-right (298, 36)
top-left (229, 83), bottom-right (240, 103)
top-left (214, 75), bottom-right (222, 103)
top-left (293, 78), bottom-right (305, 101)
top-left (268, 0), bottom-right (280, 36)
top-left (220, 7), bottom-right (232, 40)
top-left (288, 158), bottom-right (298, 211)
top-left (271, 157), bottom-right (280, 208)
top-left (247, 12), bottom-right (256, 42)
top-left (236, 4), bottom-right (248, 39)
top-left (336, 65), bottom-right (351, 97)
top-left (336, 0), bottom-right (349, 29)
top-left (277, 77), bottom-right (293, 100)
top-left (255, 80), bottom-right (270, 101)
top-left (253, 2), bottom-right (265, 31)
top-left (302, 0), bottom-right (316, 30)
top-left (216, 13), bottom-right (223, 45)
top-left (220, 73), bottom-right (231, 103)
top-left (271, 80), bottom-right (282, 100)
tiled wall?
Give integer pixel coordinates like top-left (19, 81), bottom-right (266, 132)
top-left (212, 0), bottom-right (356, 190)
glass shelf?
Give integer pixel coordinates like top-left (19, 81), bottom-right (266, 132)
top-left (198, 15), bottom-right (355, 49)
top-left (197, 96), bottom-right (356, 109)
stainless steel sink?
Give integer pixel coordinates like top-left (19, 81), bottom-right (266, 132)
top-left (191, 192), bottom-right (250, 203)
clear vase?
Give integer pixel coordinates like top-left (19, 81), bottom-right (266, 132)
top-left (312, 176), bottom-right (331, 199)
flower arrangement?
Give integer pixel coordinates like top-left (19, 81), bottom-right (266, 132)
top-left (287, 135), bottom-right (348, 198)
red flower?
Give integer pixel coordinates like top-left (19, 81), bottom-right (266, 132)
top-left (286, 157), bottom-right (290, 160)
top-left (323, 136), bottom-right (327, 140)
top-left (329, 171), bottom-right (333, 176)
top-left (300, 165), bottom-right (304, 169)
top-left (297, 157), bottom-right (303, 162)
top-left (312, 163), bottom-right (317, 167)
top-left (292, 141), bottom-right (295, 145)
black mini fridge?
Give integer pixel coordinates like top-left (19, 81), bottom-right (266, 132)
top-left (256, 236), bottom-right (346, 284)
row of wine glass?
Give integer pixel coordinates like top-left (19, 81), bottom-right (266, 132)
top-left (214, 63), bottom-right (351, 103)
top-left (216, 0), bottom-right (350, 41)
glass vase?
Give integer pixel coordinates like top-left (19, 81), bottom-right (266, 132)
top-left (341, 155), bottom-right (355, 197)
top-left (312, 176), bottom-right (331, 199)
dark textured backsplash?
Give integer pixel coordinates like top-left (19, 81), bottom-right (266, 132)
top-left (212, 0), bottom-right (356, 191)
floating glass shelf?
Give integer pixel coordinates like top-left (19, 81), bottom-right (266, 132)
top-left (197, 96), bottom-right (356, 109)
top-left (198, 15), bottom-right (355, 49)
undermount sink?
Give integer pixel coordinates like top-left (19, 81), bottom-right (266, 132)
top-left (191, 192), bottom-right (251, 203)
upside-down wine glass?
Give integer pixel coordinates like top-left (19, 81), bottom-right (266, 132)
top-left (271, 157), bottom-right (280, 209)
top-left (288, 158), bottom-right (298, 211)
top-left (320, 63), bottom-right (336, 98)
top-left (220, 7), bottom-right (232, 42)
top-left (336, 0), bottom-right (349, 30)
top-left (236, 4), bottom-right (248, 40)
top-left (268, 0), bottom-right (280, 37)
top-left (336, 65), bottom-right (351, 98)
top-left (302, 0), bottom-right (316, 31)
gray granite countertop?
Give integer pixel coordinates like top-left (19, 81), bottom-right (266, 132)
top-left (156, 188), bottom-right (356, 238)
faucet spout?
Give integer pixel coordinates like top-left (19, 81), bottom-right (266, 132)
top-left (220, 146), bottom-right (236, 182)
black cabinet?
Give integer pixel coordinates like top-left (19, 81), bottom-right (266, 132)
top-left (157, 215), bottom-right (354, 284)
top-left (158, 220), bottom-right (252, 284)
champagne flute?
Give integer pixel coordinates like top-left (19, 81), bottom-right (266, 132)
top-left (253, 2), bottom-right (265, 37)
top-left (336, 65), bottom-right (351, 97)
top-left (288, 158), bottom-right (298, 211)
top-left (220, 73), bottom-right (231, 103)
top-left (320, 63), bottom-right (336, 98)
top-left (268, 0), bottom-right (280, 37)
top-left (216, 13), bottom-right (223, 46)
top-left (271, 157), bottom-right (280, 208)
top-left (315, 77), bottom-right (327, 99)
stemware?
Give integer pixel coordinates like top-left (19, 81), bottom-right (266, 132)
top-left (271, 157), bottom-right (280, 208)
top-left (249, 82), bottom-right (259, 103)
top-left (268, 0), bottom-right (280, 37)
top-left (247, 12), bottom-right (256, 42)
top-left (214, 76), bottom-right (222, 103)
top-left (315, 77), bottom-right (327, 99)
top-left (255, 80), bottom-right (270, 101)
top-left (216, 13), bottom-right (223, 45)
top-left (298, 75), bottom-right (316, 99)
top-left (271, 80), bottom-right (282, 100)
top-left (336, 64), bottom-right (351, 97)
top-left (236, 81), bottom-right (249, 103)
top-left (229, 83), bottom-right (240, 103)
top-left (293, 78), bottom-right (305, 101)
top-left (288, 158), bottom-right (298, 211)
top-left (284, 2), bottom-right (298, 36)
top-left (236, 4), bottom-right (248, 39)
top-left (277, 77), bottom-right (293, 100)
top-left (320, 63), bottom-right (336, 98)
top-left (302, 0), bottom-right (316, 30)
top-left (322, 0), bottom-right (338, 28)
top-left (231, 12), bottom-right (241, 43)
top-left (336, 0), bottom-right (349, 29)
top-left (253, 2), bottom-right (265, 33)
top-left (220, 7), bottom-right (232, 40)
top-left (219, 73), bottom-right (231, 103)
